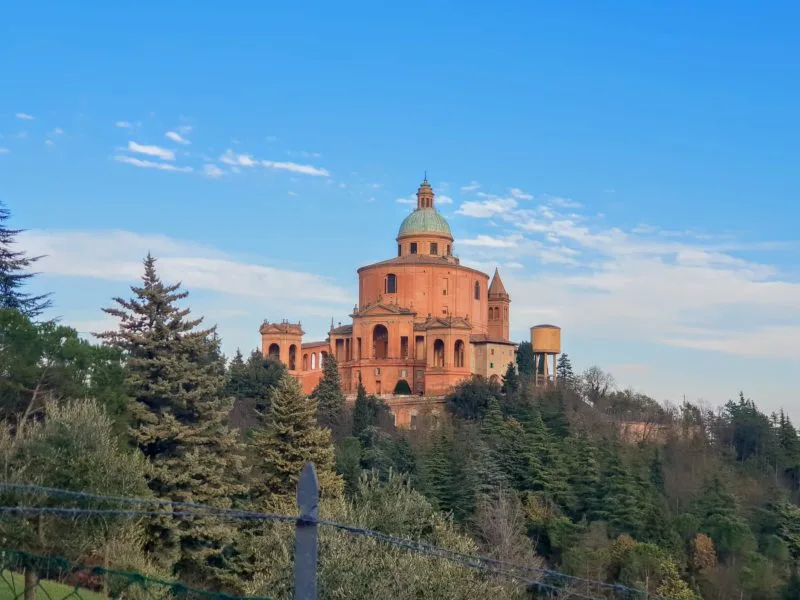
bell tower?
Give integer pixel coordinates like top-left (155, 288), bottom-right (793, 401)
top-left (487, 268), bottom-right (510, 340)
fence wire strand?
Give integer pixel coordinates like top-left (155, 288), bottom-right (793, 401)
top-left (0, 482), bottom-right (661, 600)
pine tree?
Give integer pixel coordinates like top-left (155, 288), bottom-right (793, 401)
top-left (97, 254), bottom-right (248, 591)
top-left (556, 353), bottom-right (576, 388)
top-left (315, 353), bottom-right (347, 436)
top-left (249, 371), bottom-right (343, 501)
top-left (0, 202), bottom-right (51, 317)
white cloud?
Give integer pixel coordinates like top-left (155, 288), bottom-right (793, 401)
top-left (220, 149), bottom-right (258, 167)
top-left (288, 191), bottom-right (298, 196)
top-left (437, 195), bottom-right (454, 204)
top-left (287, 150), bottom-right (322, 158)
top-left (0, 148), bottom-right (9, 155)
top-left (202, 164), bottom-right (224, 178)
top-left (457, 196), bottom-right (517, 218)
top-left (460, 234), bottom-right (523, 248)
top-left (127, 141), bottom-right (175, 161)
top-left (510, 188), bottom-right (533, 200)
top-left (16, 132), bottom-right (28, 139)
top-left (165, 131), bottom-right (190, 145)
top-left (16, 113), bottom-right (35, 120)
top-left (396, 195), bottom-right (416, 205)
top-left (115, 121), bottom-right (132, 128)
top-left (178, 125), bottom-right (193, 134)
top-left (45, 139), bottom-right (55, 147)
top-left (50, 127), bottom-right (64, 136)
top-left (546, 195), bottom-right (582, 209)
top-left (460, 181), bottom-right (480, 192)
top-left (114, 155), bottom-right (192, 173)
top-left (262, 160), bottom-right (330, 177)
top-left (20, 229), bottom-right (352, 307)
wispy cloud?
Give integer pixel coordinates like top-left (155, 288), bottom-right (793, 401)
top-left (49, 127), bottom-right (64, 137)
top-left (202, 164), bottom-right (224, 178)
top-left (396, 195), bottom-right (416, 205)
top-left (266, 135), bottom-right (278, 143)
top-left (165, 131), bottom-right (190, 145)
top-left (457, 194), bottom-right (518, 218)
top-left (115, 121), bottom-right (132, 129)
top-left (20, 229), bottom-right (351, 307)
top-left (261, 160), bottom-right (329, 177)
top-left (16, 113), bottom-right (35, 121)
top-left (178, 125), bottom-right (193, 135)
top-left (460, 234), bottom-right (523, 248)
top-left (287, 150), bottom-right (322, 158)
top-left (0, 148), bottom-right (9, 155)
top-left (220, 149), bottom-right (258, 167)
top-left (437, 195), bottom-right (454, 204)
top-left (127, 141), bottom-right (175, 161)
top-left (460, 181), bottom-right (480, 192)
top-left (510, 188), bottom-right (533, 200)
top-left (453, 188), bottom-right (800, 362)
top-left (114, 155), bottom-right (192, 173)
top-left (45, 139), bottom-right (55, 147)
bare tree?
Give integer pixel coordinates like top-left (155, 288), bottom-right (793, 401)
top-left (579, 366), bottom-right (616, 407)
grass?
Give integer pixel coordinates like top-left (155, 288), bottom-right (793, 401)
top-left (0, 571), bottom-right (104, 600)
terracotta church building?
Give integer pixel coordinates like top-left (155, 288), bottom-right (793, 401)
top-left (260, 178), bottom-right (517, 423)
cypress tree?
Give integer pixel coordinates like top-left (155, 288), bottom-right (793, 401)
top-left (516, 341), bottom-right (535, 378)
top-left (352, 378), bottom-right (371, 437)
top-left (566, 433), bottom-right (601, 520)
top-left (0, 202), bottom-right (51, 318)
top-left (97, 254), bottom-right (248, 591)
top-left (315, 353), bottom-right (347, 436)
top-left (249, 371), bottom-right (343, 501)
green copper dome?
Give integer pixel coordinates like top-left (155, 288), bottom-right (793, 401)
top-left (398, 208), bottom-right (452, 238)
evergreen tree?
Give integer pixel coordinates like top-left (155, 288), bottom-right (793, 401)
top-left (241, 349), bottom-right (286, 412)
top-left (566, 434), bottom-right (601, 520)
top-left (352, 379), bottom-right (370, 437)
top-left (225, 348), bottom-right (247, 397)
top-left (596, 443), bottom-right (645, 537)
top-left (248, 371), bottom-right (343, 501)
top-left (516, 341), bottom-right (534, 378)
top-left (0, 202), bottom-right (51, 318)
top-left (556, 353), bottom-right (576, 388)
top-left (97, 254), bottom-right (248, 591)
top-left (501, 361), bottom-right (519, 395)
top-left (315, 353), bottom-right (347, 437)
top-left (421, 430), bottom-right (457, 512)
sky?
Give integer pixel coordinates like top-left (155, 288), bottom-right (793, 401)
top-left (2, 1), bottom-right (799, 419)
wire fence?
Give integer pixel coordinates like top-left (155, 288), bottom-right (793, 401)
top-left (0, 464), bottom-right (661, 600)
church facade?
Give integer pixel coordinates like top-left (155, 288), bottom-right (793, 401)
top-left (259, 178), bottom-right (517, 422)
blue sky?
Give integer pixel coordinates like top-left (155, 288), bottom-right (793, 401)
top-left (2, 1), bottom-right (799, 418)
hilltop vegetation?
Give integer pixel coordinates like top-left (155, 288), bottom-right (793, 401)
top-left (0, 202), bottom-right (798, 599)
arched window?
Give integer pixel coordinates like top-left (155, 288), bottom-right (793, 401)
top-left (302, 353), bottom-right (309, 371)
top-left (311, 352), bottom-right (317, 370)
top-left (446, 244), bottom-right (451, 255)
top-left (454, 339), bottom-right (465, 368)
top-left (373, 324), bottom-right (389, 359)
top-left (433, 339), bottom-right (445, 367)
top-left (288, 344), bottom-right (297, 370)
top-left (385, 273), bottom-right (397, 294)
top-left (268, 343), bottom-right (280, 359)
top-left (474, 281), bottom-right (480, 300)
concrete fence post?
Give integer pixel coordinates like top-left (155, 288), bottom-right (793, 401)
top-left (294, 462), bottom-right (319, 600)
